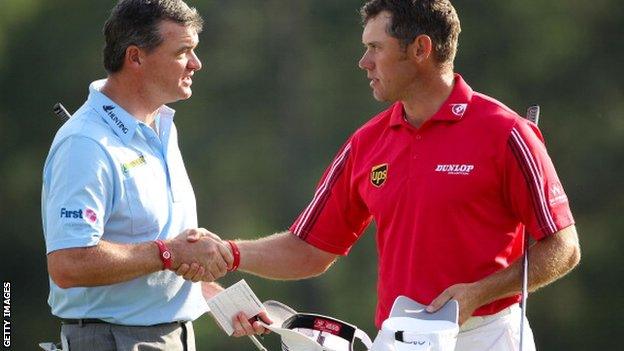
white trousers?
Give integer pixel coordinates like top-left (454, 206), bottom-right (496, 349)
top-left (455, 304), bottom-right (536, 351)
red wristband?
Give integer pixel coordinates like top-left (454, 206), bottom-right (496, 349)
top-left (227, 240), bottom-right (240, 272)
top-left (154, 239), bottom-right (172, 270)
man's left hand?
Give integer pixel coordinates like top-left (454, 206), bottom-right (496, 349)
top-left (426, 282), bottom-right (482, 325)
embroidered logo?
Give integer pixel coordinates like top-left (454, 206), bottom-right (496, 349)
top-left (84, 208), bottom-right (98, 223)
top-left (450, 103), bottom-right (467, 117)
top-left (102, 105), bottom-right (129, 134)
top-left (370, 163), bottom-right (388, 187)
top-left (435, 164), bottom-right (474, 175)
top-left (60, 207), bottom-right (98, 223)
top-left (60, 208), bottom-right (83, 219)
top-left (121, 155), bottom-right (147, 174)
top-left (549, 184), bottom-right (568, 206)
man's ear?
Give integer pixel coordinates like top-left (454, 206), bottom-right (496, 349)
top-left (408, 34), bottom-right (433, 63)
top-left (124, 45), bottom-right (144, 69)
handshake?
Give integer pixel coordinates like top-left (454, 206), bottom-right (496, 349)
top-left (164, 228), bottom-right (235, 282)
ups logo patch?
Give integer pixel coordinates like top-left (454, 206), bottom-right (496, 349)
top-left (370, 163), bottom-right (388, 187)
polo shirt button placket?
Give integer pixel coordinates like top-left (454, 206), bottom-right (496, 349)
top-left (413, 133), bottom-right (422, 159)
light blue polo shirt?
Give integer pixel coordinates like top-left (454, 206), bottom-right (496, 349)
top-left (41, 79), bottom-right (208, 325)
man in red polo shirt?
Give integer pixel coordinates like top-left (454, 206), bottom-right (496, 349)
top-left (180, 1), bottom-right (580, 349)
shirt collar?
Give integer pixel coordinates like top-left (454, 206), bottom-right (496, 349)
top-left (389, 73), bottom-right (474, 128)
top-left (86, 79), bottom-right (176, 145)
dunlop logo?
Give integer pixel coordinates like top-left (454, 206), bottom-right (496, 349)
top-left (370, 163), bottom-right (388, 187)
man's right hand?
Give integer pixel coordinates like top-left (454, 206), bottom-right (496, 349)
top-left (166, 228), bottom-right (233, 282)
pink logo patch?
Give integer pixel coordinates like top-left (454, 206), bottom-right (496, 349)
top-left (85, 208), bottom-right (98, 223)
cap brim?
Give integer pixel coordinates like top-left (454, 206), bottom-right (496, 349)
top-left (389, 296), bottom-right (459, 324)
top-left (263, 300), bottom-right (298, 326)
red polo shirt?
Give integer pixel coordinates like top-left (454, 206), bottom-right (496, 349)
top-left (290, 74), bottom-right (574, 327)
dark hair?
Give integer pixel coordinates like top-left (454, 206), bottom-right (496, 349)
top-left (103, 0), bottom-right (203, 73)
top-left (360, 0), bottom-right (460, 64)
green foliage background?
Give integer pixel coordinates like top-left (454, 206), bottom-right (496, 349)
top-left (0, 0), bottom-right (622, 350)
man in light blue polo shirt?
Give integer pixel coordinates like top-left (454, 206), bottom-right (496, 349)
top-left (41, 1), bottom-right (235, 350)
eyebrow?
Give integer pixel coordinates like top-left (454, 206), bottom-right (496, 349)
top-left (175, 44), bottom-right (196, 54)
top-left (363, 41), bottom-right (381, 47)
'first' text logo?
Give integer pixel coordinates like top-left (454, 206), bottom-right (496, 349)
top-left (60, 208), bottom-right (98, 223)
top-left (60, 208), bottom-right (83, 219)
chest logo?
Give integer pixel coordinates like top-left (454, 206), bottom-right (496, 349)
top-left (122, 155), bottom-right (147, 174)
top-left (435, 164), bottom-right (474, 175)
top-left (371, 163), bottom-right (388, 187)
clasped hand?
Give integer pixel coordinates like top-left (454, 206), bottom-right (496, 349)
top-left (166, 228), bottom-right (233, 282)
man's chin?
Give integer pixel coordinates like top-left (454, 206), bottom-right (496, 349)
top-left (372, 92), bottom-right (389, 102)
top-left (179, 88), bottom-right (193, 100)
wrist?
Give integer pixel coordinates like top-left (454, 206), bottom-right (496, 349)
top-left (154, 239), bottom-right (173, 270)
top-left (226, 240), bottom-right (240, 271)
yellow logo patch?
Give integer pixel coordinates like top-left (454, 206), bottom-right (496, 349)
top-left (122, 155), bottom-right (147, 174)
top-left (370, 163), bottom-right (388, 187)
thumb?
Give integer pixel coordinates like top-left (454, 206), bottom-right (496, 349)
top-left (186, 230), bottom-right (201, 242)
top-left (427, 290), bottom-right (451, 313)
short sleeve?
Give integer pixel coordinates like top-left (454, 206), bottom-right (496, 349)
top-left (289, 138), bottom-right (373, 255)
top-left (42, 136), bottom-right (113, 253)
top-left (504, 120), bottom-right (575, 240)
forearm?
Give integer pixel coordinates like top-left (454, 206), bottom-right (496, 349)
top-left (236, 231), bottom-right (338, 280)
top-left (473, 225), bottom-right (581, 305)
top-left (47, 240), bottom-right (162, 288)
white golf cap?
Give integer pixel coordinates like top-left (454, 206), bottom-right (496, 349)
top-left (261, 300), bottom-right (373, 351)
top-left (371, 296), bottom-right (459, 351)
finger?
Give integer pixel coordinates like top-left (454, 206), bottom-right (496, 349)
top-left (207, 256), bottom-right (228, 279)
top-left (256, 311), bottom-right (273, 325)
top-left (427, 289), bottom-right (451, 313)
top-left (214, 251), bottom-right (229, 275)
top-left (217, 241), bottom-right (234, 269)
top-left (252, 320), bottom-right (268, 335)
top-left (232, 319), bottom-right (245, 338)
top-left (237, 313), bottom-right (256, 336)
top-left (191, 265), bottom-right (206, 283)
top-left (204, 230), bottom-right (222, 241)
top-left (183, 262), bottom-right (200, 280)
top-left (175, 263), bottom-right (190, 277)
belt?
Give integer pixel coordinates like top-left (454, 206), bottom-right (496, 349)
top-left (61, 318), bottom-right (109, 326)
top-left (460, 304), bottom-right (517, 332)
top-left (61, 319), bottom-right (186, 327)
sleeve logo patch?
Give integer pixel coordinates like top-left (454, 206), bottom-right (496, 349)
top-left (549, 184), bottom-right (568, 206)
top-left (371, 163), bottom-right (388, 187)
top-left (60, 207), bottom-right (98, 223)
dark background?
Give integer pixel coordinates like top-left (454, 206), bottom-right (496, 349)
top-left (0, 0), bottom-right (622, 350)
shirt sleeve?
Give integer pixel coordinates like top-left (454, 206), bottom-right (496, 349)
top-left (289, 137), bottom-right (373, 255)
top-left (504, 119), bottom-right (575, 240)
top-left (42, 135), bottom-right (113, 253)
